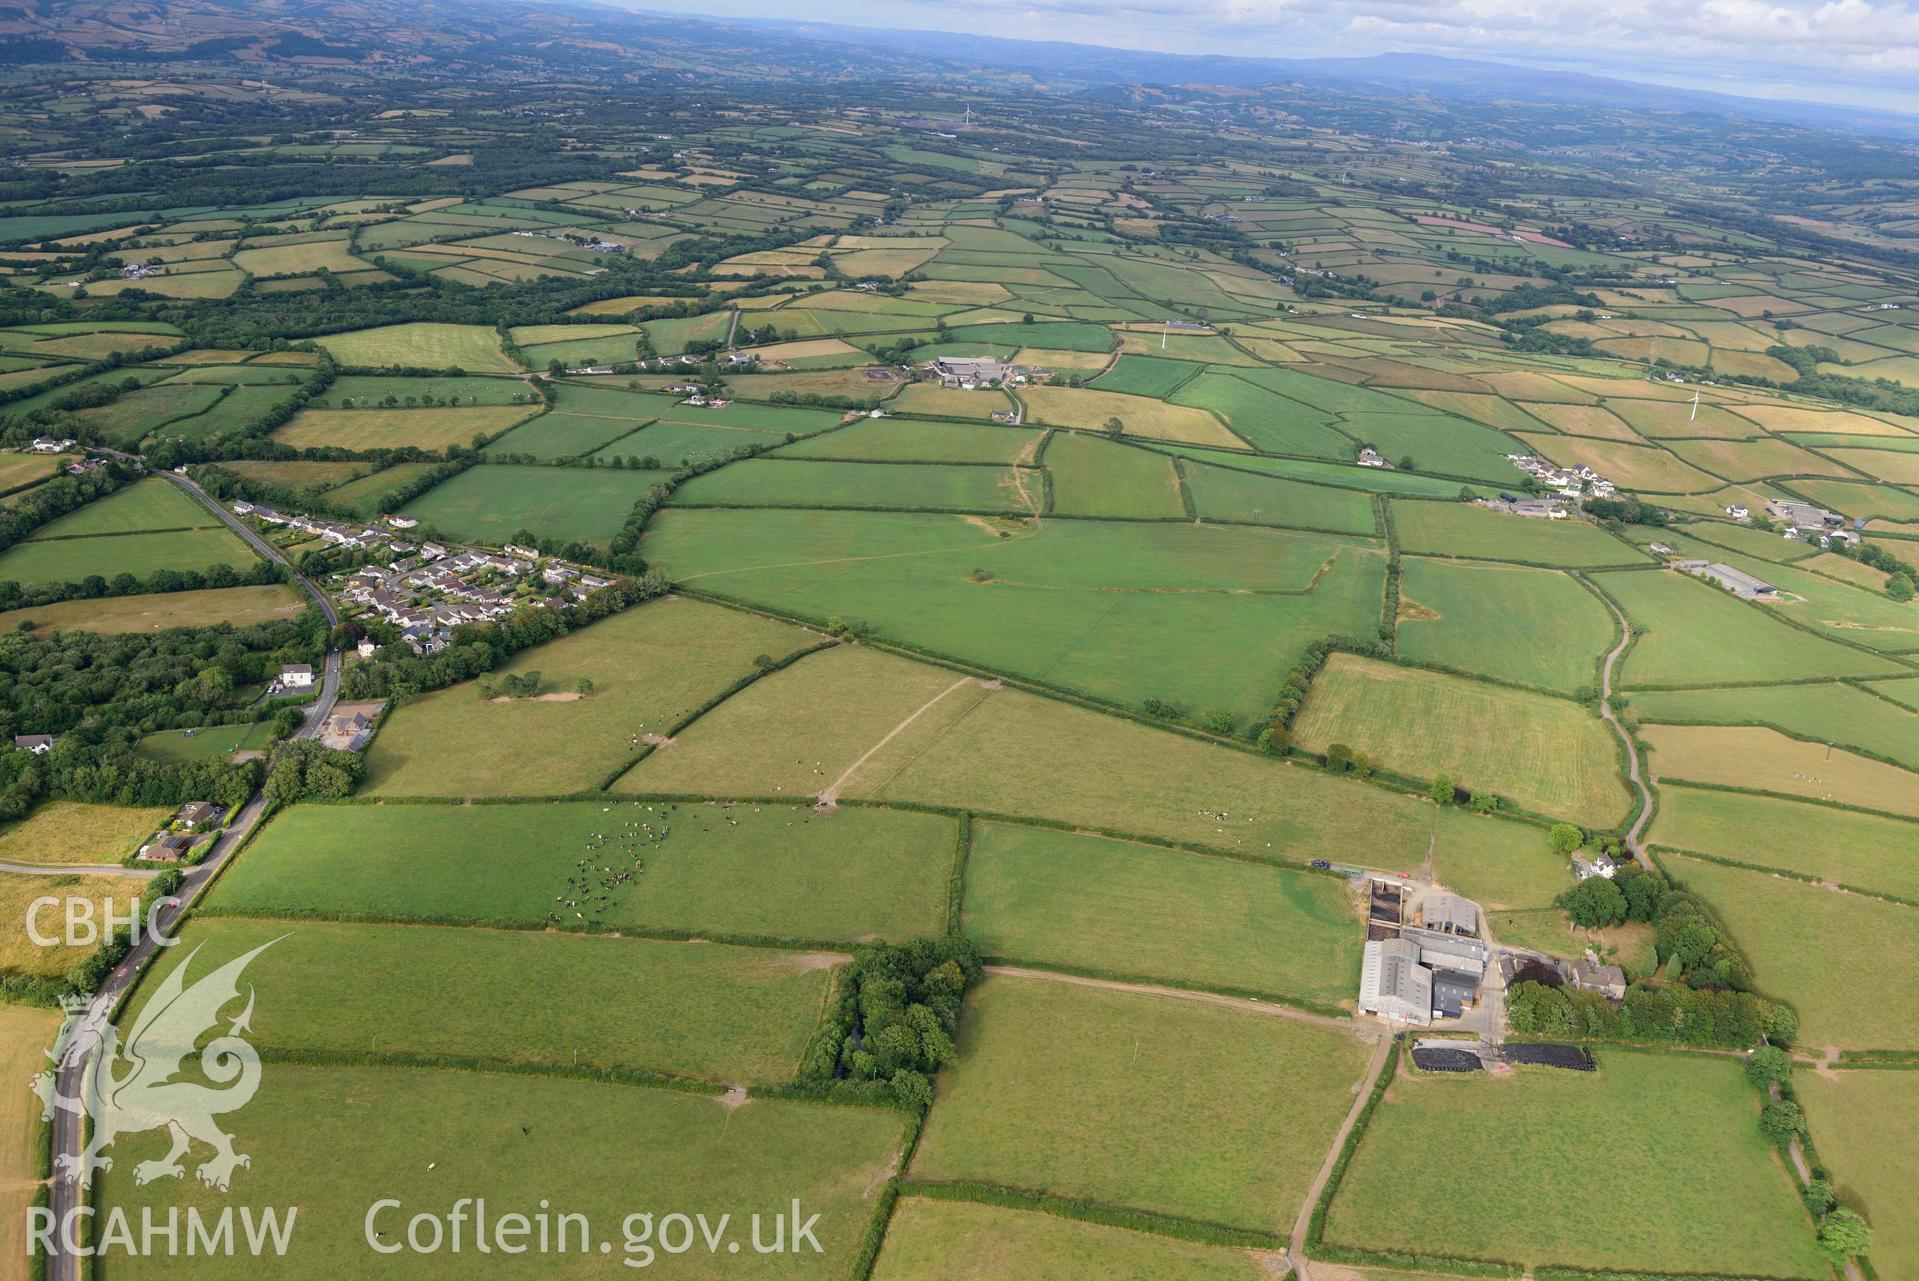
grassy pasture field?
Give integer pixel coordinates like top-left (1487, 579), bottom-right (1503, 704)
top-left (1395, 558), bottom-right (1614, 694)
top-left (1643, 723), bottom-right (1919, 817)
top-left (483, 411), bottom-right (645, 460)
top-left (1425, 808), bottom-right (1575, 911)
top-left (1630, 680), bottom-right (1919, 770)
top-left (881, 383), bottom-right (1016, 419)
top-left (0, 584), bottom-right (302, 634)
top-left (1651, 783), bottom-right (1919, 901)
top-left (1091, 354), bottom-right (1204, 398)
top-left (135, 721), bottom-right (274, 762)
top-left (1598, 568), bottom-right (1908, 686)
top-left (1044, 431), bottom-right (1183, 518)
top-left (365, 596), bottom-right (816, 796)
top-left (135, 918), bottom-right (835, 1082)
top-left (1325, 1051), bottom-right (1822, 1276)
top-left (1019, 385), bottom-right (1242, 448)
top-left (1294, 655), bottom-right (1631, 825)
top-left (1181, 458), bottom-right (1377, 534)
top-left (1390, 501), bottom-right (1646, 568)
top-left (910, 976), bottom-right (1372, 1231)
top-left (673, 459), bottom-right (1028, 513)
top-left (70, 383), bottom-right (226, 446)
top-left (271, 403), bottom-right (537, 452)
top-left (313, 322), bottom-right (520, 371)
top-left (961, 821), bottom-right (1361, 1004)
top-left (625, 646), bottom-right (1461, 870)
top-left (1796, 1070), bottom-right (1919, 1281)
top-left (0, 801), bottom-right (169, 867)
top-left (1149, 445), bottom-right (1490, 498)
top-left (27, 477), bottom-right (210, 536)
top-left (776, 419), bottom-right (1043, 465)
top-left (399, 463), bottom-right (675, 546)
top-left (646, 508), bottom-right (1385, 720)
top-left (0, 452), bottom-right (63, 493)
top-left (0, 525), bottom-right (257, 586)
top-left (318, 373), bottom-right (535, 407)
top-left (870, 1198), bottom-right (1280, 1281)
top-left (214, 459), bottom-right (375, 490)
top-left (1663, 853), bottom-right (1919, 1051)
top-left (214, 800), bottom-right (952, 943)
top-left (321, 461), bottom-right (447, 516)
top-left (96, 1064), bottom-right (906, 1280)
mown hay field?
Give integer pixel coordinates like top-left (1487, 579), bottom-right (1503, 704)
top-left (1390, 501), bottom-right (1646, 568)
top-left (1643, 723), bottom-right (1919, 817)
top-left (0, 584), bottom-right (302, 635)
top-left (314, 322), bottom-right (520, 372)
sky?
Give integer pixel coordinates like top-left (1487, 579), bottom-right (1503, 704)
top-left (619, 0), bottom-right (1919, 114)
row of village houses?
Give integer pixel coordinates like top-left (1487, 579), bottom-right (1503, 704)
top-left (234, 503), bottom-right (612, 655)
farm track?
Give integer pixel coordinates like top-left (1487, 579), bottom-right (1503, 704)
top-left (982, 965), bottom-right (1364, 1033)
top-left (1289, 1033), bottom-right (1393, 1281)
top-left (817, 676), bottom-right (985, 806)
top-left (1595, 587), bottom-right (1655, 865)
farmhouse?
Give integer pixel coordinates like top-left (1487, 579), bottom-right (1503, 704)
top-left (280, 664), bottom-right (315, 689)
top-left (12, 735), bottom-right (55, 754)
top-left (137, 832), bottom-right (196, 863)
top-left (28, 437), bottom-right (75, 454)
top-left (1572, 954), bottom-right (1627, 1000)
top-left (1677, 560), bottom-right (1776, 600)
top-left (1573, 855), bottom-right (1617, 880)
top-left (1357, 447), bottom-right (1391, 469)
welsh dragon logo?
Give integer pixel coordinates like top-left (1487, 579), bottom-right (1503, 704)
top-left (33, 938), bottom-right (280, 1191)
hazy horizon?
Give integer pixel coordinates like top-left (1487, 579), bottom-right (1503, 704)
top-left (610, 0), bottom-right (1919, 116)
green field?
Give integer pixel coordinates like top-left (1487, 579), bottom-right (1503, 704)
top-left (134, 722), bottom-right (274, 763)
top-left (1652, 783), bottom-right (1919, 902)
top-left (911, 976), bottom-right (1372, 1231)
top-left (24, 477), bottom-right (212, 537)
top-left (776, 419), bottom-right (1042, 465)
top-left (1796, 1070), bottom-right (1919, 1281)
top-left (1661, 853), bottom-right (1919, 1051)
top-left (1390, 501), bottom-right (1647, 567)
top-left (1090, 354), bottom-right (1205, 399)
top-left (1630, 680), bottom-right (1919, 771)
top-left (1396, 558), bottom-right (1615, 694)
top-left (621, 646), bottom-right (1458, 870)
top-left (961, 821), bottom-right (1360, 1004)
top-left (484, 411), bottom-right (647, 460)
top-left (1426, 807), bottom-right (1577, 910)
top-left (673, 459), bottom-right (1027, 512)
top-left (97, 1064), bottom-right (905, 1279)
top-left (320, 373), bottom-right (536, 407)
top-left (0, 526), bottom-right (257, 586)
top-left (401, 463), bottom-right (676, 546)
top-left (314, 322), bottom-right (521, 372)
top-left (1181, 458), bottom-right (1377, 534)
top-left (871, 1198), bottom-right (1278, 1281)
top-left (273, 404), bottom-right (538, 452)
top-left (138, 917), bottom-right (834, 1083)
top-left (213, 800), bottom-right (952, 943)
top-left (365, 596), bottom-right (816, 796)
top-left (1293, 654), bottom-right (1632, 825)
top-left (1598, 569), bottom-right (1907, 686)
top-left (646, 508), bottom-right (1385, 720)
top-left (323, 462), bottom-right (448, 516)
top-left (1323, 1050), bottom-right (1824, 1276)
top-left (1044, 432), bottom-right (1184, 518)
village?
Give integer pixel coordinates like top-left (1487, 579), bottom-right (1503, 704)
top-left (233, 501), bottom-right (612, 656)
